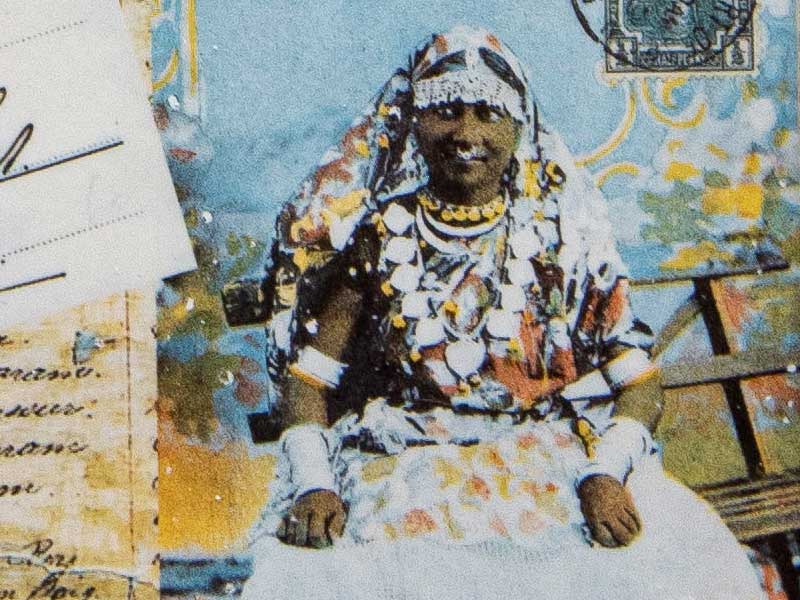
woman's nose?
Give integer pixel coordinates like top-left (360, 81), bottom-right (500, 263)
top-left (451, 108), bottom-right (484, 145)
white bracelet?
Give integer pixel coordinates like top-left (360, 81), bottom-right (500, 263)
top-left (280, 423), bottom-right (336, 498)
top-left (602, 348), bottom-right (657, 390)
top-left (288, 346), bottom-right (348, 390)
top-left (575, 417), bottom-right (654, 485)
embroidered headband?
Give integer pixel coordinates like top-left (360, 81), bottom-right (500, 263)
top-left (411, 42), bottom-right (528, 124)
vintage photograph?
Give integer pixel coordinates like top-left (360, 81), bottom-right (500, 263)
top-left (149, 1), bottom-right (800, 598)
top-left (1, 0), bottom-right (798, 599)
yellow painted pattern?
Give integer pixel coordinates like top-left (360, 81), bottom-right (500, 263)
top-left (493, 473), bottom-right (512, 500)
top-left (661, 77), bottom-right (687, 109)
top-left (153, 49), bottom-right (180, 92)
top-left (187, 0), bottom-right (199, 95)
top-left (384, 523), bottom-right (399, 539)
top-left (664, 161), bottom-right (701, 182)
top-left (361, 456), bottom-right (398, 482)
top-left (159, 435), bottom-right (277, 552)
top-left (292, 247), bottom-right (310, 272)
top-left (325, 188), bottom-right (368, 217)
top-left (661, 240), bottom-right (735, 270)
top-left (706, 143), bottom-right (730, 160)
top-left (522, 159), bottom-right (542, 198)
top-left (641, 79), bottom-right (707, 129)
top-left (355, 139), bottom-right (371, 157)
top-left (667, 139), bottom-right (685, 153)
top-left (702, 182), bottom-right (764, 219)
top-left (575, 84), bottom-right (637, 167)
top-left (433, 457), bottom-right (464, 488)
top-left (595, 162), bottom-right (640, 188)
top-left (743, 153), bottom-right (761, 176)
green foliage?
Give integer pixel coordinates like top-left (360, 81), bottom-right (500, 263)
top-left (226, 234), bottom-right (267, 282)
top-left (226, 231), bottom-right (243, 256)
top-left (639, 182), bottom-right (707, 245)
top-left (158, 206), bottom-right (270, 442)
top-left (737, 277), bottom-right (800, 351)
top-left (763, 179), bottom-right (800, 243)
top-left (159, 352), bottom-right (241, 440)
top-left (703, 170), bottom-right (730, 189)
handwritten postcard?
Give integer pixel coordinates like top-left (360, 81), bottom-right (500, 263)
top-left (0, 0), bottom-right (195, 328)
top-left (0, 291), bottom-right (158, 600)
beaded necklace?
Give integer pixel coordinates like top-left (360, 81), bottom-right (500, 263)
top-left (417, 190), bottom-right (507, 229)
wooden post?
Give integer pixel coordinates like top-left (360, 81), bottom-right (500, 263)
top-left (693, 276), bottom-right (766, 479)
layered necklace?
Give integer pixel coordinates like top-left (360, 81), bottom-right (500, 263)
top-left (417, 189), bottom-right (507, 239)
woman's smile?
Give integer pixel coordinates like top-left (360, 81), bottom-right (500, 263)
top-left (451, 144), bottom-right (489, 163)
top-left (415, 101), bottom-right (520, 205)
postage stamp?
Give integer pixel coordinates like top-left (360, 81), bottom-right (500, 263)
top-left (572, 0), bottom-right (756, 73)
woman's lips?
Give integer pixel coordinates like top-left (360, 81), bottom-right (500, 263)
top-left (445, 144), bottom-right (489, 163)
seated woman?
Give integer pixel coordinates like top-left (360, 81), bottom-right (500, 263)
top-left (245, 27), bottom-right (765, 600)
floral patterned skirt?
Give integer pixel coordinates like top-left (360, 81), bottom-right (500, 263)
top-left (333, 400), bottom-right (594, 546)
top-left (250, 399), bottom-right (767, 600)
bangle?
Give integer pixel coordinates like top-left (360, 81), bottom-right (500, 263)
top-left (288, 346), bottom-right (348, 390)
top-left (575, 417), bottom-right (654, 485)
top-left (280, 423), bottom-right (336, 498)
top-left (602, 348), bottom-right (657, 391)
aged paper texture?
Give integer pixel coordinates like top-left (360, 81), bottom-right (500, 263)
top-left (0, 291), bottom-right (158, 600)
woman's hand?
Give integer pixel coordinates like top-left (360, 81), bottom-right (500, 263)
top-left (277, 489), bottom-right (347, 548)
top-left (578, 474), bottom-right (642, 548)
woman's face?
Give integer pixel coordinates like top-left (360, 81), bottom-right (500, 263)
top-left (415, 101), bottom-right (520, 204)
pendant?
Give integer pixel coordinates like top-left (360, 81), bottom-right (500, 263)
top-left (389, 263), bottom-right (421, 293)
top-left (384, 236), bottom-right (416, 264)
top-left (444, 338), bottom-right (486, 379)
top-left (415, 318), bottom-right (446, 347)
top-left (486, 309), bottom-right (520, 339)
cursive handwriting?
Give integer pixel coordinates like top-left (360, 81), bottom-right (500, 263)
top-left (0, 402), bottom-right (85, 419)
top-left (0, 441), bottom-right (88, 458)
top-left (3, 539), bottom-right (78, 571)
top-left (23, 540), bottom-right (78, 571)
top-left (0, 481), bottom-right (41, 498)
top-left (26, 573), bottom-right (94, 600)
top-left (0, 87), bottom-right (34, 176)
top-left (0, 366), bottom-right (96, 382)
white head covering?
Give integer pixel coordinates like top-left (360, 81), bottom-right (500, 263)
top-left (275, 24), bottom-right (625, 294)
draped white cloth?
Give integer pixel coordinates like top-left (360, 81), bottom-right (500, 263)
top-left (244, 454), bottom-right (765, 600)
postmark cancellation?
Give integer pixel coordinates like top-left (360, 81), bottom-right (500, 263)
top-left (574, 0), bottom-right (756, 74)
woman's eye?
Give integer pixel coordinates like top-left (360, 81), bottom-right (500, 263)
top-left (478, 106), bottom-right (503, 122)
top-left (436, 106), bottom-right (457, 120)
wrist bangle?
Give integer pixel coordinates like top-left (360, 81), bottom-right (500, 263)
top-left (575, 417), bottom-right (654, 485)
top-left (288, 346), bottom-right (348, 390)
top-left (280, 423), bottom-right (336, 498)
top-left (602, 348), bottom-right (657, 391)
